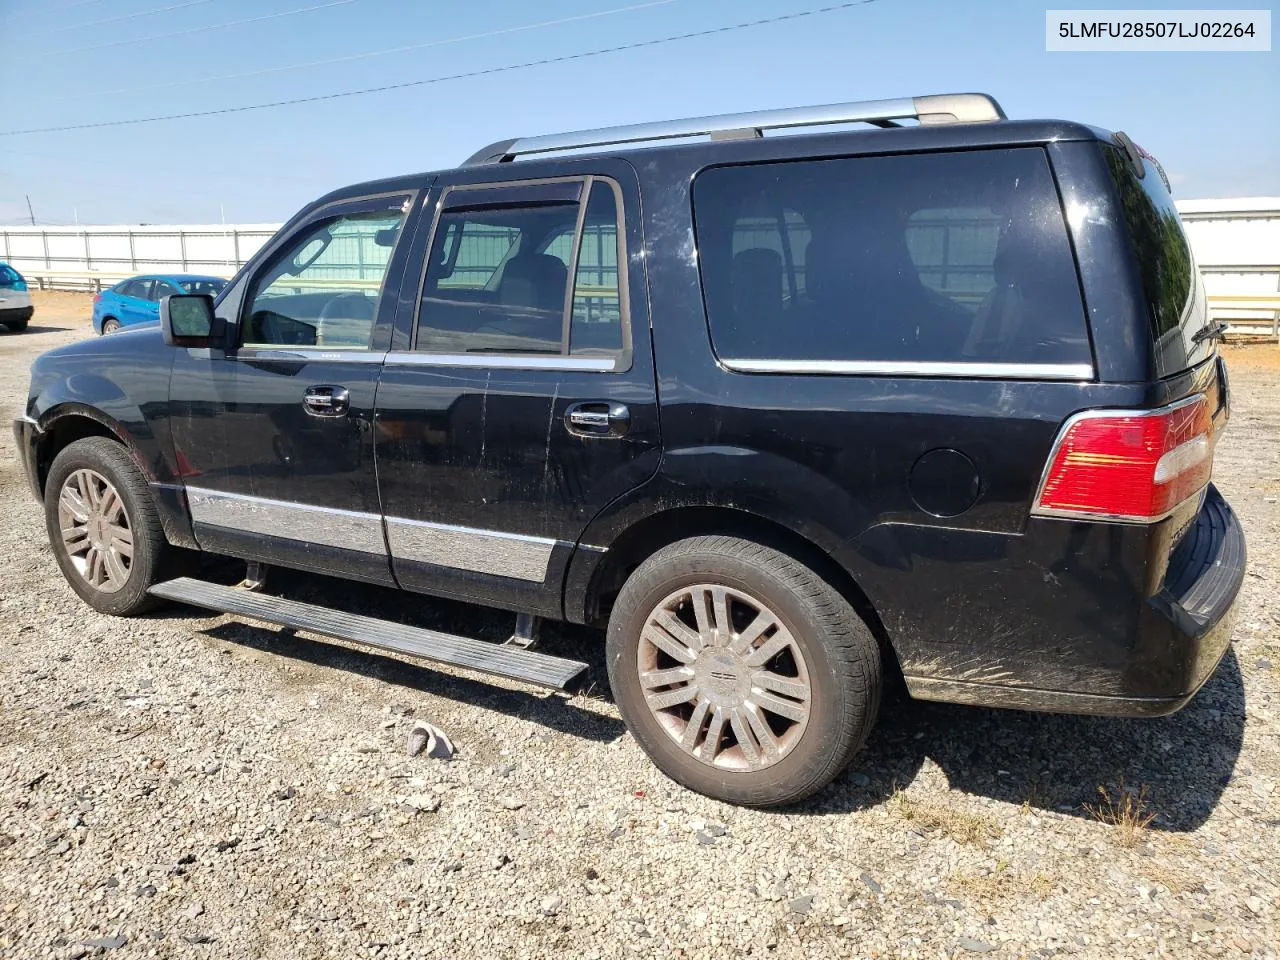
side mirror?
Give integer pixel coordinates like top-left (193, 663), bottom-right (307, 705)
top-left (160, 294), bottom-right (215, 347)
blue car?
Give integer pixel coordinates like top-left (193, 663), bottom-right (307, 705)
top-left (92, 274), bottom-right (227, 334)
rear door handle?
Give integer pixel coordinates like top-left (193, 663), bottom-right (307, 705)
top-left (303, 385), bottom-right (350, 418)
top-left (564, 401), bottom-right (630, 438)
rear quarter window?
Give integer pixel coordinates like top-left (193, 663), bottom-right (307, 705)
top-left (692, 148), bottom-right (1091, 372)
top-left (1102, 144), bottom-right (1211, 375)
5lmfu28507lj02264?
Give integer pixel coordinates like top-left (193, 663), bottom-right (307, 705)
top-left (14, 93), bottom-right (1245, 806)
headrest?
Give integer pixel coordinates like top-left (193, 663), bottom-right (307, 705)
top-left (499, 254), bottom-right (568, 312)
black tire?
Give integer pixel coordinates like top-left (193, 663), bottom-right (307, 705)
top-left (606, 535), bottom-right (881, 807)
top-left (4, 319), bottom-right (28, 332)
top-left (101, 317), bottom-right (119, 334)
top-left (43, 437), bottom-right (187, 616)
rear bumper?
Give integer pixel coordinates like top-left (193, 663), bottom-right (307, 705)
top-left (12, 416), bottom-right (43, 500)
top-left (906, 485), bottom-right (1245, 718)
top-left (0, 305), bottom-right (34, 323)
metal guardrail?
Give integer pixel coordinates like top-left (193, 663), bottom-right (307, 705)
top-left (20, 269), bottom-right (235, 293)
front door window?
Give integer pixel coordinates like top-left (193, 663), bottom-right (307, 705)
top-left (242, 204), bottom-right (407, 351)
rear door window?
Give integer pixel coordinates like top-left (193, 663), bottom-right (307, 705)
top-left (692, 148), bottom-right (1091, 373)
top-left (120, 279), bottom-right (152, 299)
top-left (414, 177), bottom-right (629, 365)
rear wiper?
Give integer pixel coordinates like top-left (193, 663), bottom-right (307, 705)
top-left (1192, 322), bottom-right (1229, 344)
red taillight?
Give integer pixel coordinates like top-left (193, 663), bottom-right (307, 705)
top-left (93, 294), bottom-right (102, 304)
top-left (1032, 396), bottom-right (1214, 522)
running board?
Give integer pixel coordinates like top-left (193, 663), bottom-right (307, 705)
top-left (149, 577), bottom-right (588, 692)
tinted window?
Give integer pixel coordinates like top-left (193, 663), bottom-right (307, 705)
top-left (243, 202), bottom-right (407, 350)
top-left (414, 181), bottom-right (627, 366)
top-left (693, 148), bottom-right (1090, 368)
top-left (418, 201), bottom-right (576, 355)
top-left (119, 279), bottom-right (151, 299)
top-left (567, 182), bottom-right (626, 357)
top-left (180, 279), bottom-right (227, 297)
top-left (1103, 145), bottom-right (1209, 373)
top-left (0, 265), bottom-right (19, 284)
top-left (149, 281), bottom-right (178, 301)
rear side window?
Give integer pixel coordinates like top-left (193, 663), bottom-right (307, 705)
top-left (1102, 144), bottom-right (1210, 374)
top-left (693, 148), bottom-right (1091, 371)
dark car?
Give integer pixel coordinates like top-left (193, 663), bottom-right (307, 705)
top-left (13, 93), bottom-right (1244, 806)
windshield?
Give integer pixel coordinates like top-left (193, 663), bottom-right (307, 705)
top-left (181, 279), bottom-right (227, 296)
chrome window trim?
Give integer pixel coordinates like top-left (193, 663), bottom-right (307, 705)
top-left (383, 351), bottom-right (616, 371)
top-left (229, 348), bottom-right (385, 364)
top-left (719, 359), bottom-right (1095, 380)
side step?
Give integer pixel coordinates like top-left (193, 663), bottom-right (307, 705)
top-left (149, 577), bottom-right (588, 692)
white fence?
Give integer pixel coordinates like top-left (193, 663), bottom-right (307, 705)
top-left (2, 199), bottom-right (1278, 336)
top-left (0, 223), bottom-right (281, 291)
top-left (1178, 198), bottom-right (1280, 338)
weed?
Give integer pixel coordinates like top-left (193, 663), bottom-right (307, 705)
top-left (890, 787), bottom-right (1001, 845)
top-left (1085, 778), bottom-right (1157, 846)
top-left (948, 862), bottom-right (1055, 904)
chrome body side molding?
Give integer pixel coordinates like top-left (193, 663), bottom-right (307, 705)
top-left (185, 487), bottom-right (559, 582)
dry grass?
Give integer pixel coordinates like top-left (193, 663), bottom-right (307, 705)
top-left (948, 861), bottom-right (1056, 904)
top-left (1140, 861), bottom-right (1202, 895)
top-left (1084, 779), bottom-right (1157, 846)
top-left (891, 788), bottom-right (1002, 846)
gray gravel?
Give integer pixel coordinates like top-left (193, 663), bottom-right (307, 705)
top-left (2, 297), bottom-right (1278, 959)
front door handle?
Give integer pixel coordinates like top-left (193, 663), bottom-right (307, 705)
top-left (565, 401), bottom-right (630, 438)
top-left (303, 385), bottom-right (350, 418)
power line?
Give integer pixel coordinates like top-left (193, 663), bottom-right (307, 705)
top-left (43, 0), bottom-right (221, 33)
top-left (1, 1), bottom-right (879, 137)
top-left (15, 0), bottom-right (358, 59)
top-left (50, 0), bottom-right (679, 102)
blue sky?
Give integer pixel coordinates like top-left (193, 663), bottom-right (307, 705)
top-left (0, 0), bottom-right (1275, 224)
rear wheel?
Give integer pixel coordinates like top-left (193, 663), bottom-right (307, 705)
top-left (606, 535), bottom-right (881, 806)
top-left (101, 317), bottom-right (120, 334)
top-left (44, 437), bottom-right (188, 616)
top-left (4, 319), bottom-right (28, 332)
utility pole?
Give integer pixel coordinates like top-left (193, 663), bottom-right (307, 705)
top-left (25, 195), bottom-right (35, 226)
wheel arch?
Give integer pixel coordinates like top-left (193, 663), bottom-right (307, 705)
top-left (34, 406), bottom-right (149, 496)
top-left (567, 503), bottom-right (899, 676)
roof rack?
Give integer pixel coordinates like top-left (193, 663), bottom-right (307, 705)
top-left (463, 93), bottom-right (1005, 166)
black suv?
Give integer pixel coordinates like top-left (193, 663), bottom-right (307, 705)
top-left (14, 94), bottom-right (1245, 806)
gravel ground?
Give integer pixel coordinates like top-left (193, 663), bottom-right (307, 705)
top-left (1, 292), bottom-right (1278, 960)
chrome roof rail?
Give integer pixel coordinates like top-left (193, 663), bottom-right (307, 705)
top-left (463, 93), bottom-right (1005, 165)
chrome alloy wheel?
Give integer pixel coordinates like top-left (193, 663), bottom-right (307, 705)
top-left (637, 584), bottom-right (812, 771)
top-left (57, 468), bottom-right (134, 593)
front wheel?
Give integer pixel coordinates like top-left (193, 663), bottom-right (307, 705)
top-left (44, 437), bottom-right (186, 616)
top-left (606, 535), bottom-right (881, 807)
